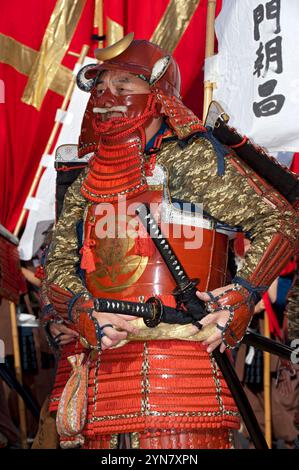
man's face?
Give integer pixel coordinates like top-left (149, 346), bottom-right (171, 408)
top-left (93, 70), bottom-right (151, 121)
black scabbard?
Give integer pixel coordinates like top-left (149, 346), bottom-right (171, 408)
top-left (243, 331), bottom-right (294, 362)
top-left (0, 364), bottom-right (40, 420)
top-left (213, 349), bottom-right (268, 449)
top-left (94, 297), bottom-right (194, 325)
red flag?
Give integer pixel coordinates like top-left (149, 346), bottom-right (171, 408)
top-left (0, 0), bottom-right (95, 233)
top-left (1, 0), bottom-right (223, 234)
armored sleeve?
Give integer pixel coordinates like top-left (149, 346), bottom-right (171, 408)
top-left (158, 137), bottom-right (299, 347)
top-left (161, 137), bottom-right (298, 287)
top-left (44, 170), bottom-right (99, 348)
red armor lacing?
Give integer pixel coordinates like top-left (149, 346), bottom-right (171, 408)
top-left (81, 95), bottom-right (158, 204)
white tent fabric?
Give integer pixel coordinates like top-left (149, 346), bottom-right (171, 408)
top-left (18, 57), bottom-right (94, 260)
top-left (212, 0), bottom-right (299, 153)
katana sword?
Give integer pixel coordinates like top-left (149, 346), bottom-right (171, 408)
top-left (135, 203), bottom-right (270, 449)
top-left (94, 297), bottom-right (295, 361)
top-left (94, 296), bottom-right (194, 328)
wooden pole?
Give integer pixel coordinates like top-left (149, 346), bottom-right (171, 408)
top-left (13, 44), bottom-right (90, 238)
top-left (263, 311), bottom-right (272, 448)
top-left (9, 301), bottom-right (27, 449)
top-left (203, 0), bottom-right (217, 122)
top-left (94, 0), bottom-right (104, 48)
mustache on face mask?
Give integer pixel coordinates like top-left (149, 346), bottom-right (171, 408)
top-left (93, 106), bottom-right (128, 114)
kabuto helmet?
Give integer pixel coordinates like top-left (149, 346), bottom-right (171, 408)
top-left (77, 33), bottom-right (206, 156)
top-left (77, 32), bottom-right (181, 97)
top-left (77, 33), bottom-right (205, 157)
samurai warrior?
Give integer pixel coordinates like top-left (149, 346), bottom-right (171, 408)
top-left (42, 34), bottom-right (299, 449)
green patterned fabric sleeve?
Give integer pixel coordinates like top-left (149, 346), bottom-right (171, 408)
top-left (157, 138), bottom-right (298, 282)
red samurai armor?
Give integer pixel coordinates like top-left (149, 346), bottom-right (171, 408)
top-left (43, 34), bottom-right (299, 449)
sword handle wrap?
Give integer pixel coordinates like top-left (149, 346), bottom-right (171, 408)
top-left (93, 297), bottom-right (163, 328)
top-left (94, 298), bottom-right (153, 320)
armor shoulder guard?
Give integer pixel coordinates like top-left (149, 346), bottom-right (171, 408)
top-left (55, 144), bottom-right (90, 221)
top-left (207, 101), bottom-right (299, 207)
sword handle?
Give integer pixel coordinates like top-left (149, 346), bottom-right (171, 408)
top-left (94, 298), bottom-right (153, 319)
top-left (93, 297), bottom-right (163, 328)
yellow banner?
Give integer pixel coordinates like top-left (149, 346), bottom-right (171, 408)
top-left (22, 0), bottom-right (87, 109)
top-left (0, 33), bottom-right (72, 98)
top-left (151, 0), bottom-right (201, 53)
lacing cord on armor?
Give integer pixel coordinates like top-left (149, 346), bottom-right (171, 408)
top-left (205, 285), bottom-right (243, 314)
top-left (232, 276), bottom-right (268, 305)
top-left (177, 127), bottom-right (229, 176)
top-left (204, 127), bottom-right (230, 176)
top-left (66, 289), bottom-right (92, 322)
top-left (89, 315), bottom-right (103, 351)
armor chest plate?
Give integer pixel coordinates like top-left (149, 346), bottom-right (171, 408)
top-left (83, 165), bottom-right (229, 300)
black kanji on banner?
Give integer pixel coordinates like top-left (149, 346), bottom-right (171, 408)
top-left (253, 0), bottom-right (281, 41)
top-left (252, 0), bottom-right (284, 118)
top-left (253, 79), bottom-right (285, 117)
top-left (253, 37), bottom-right (283, 77)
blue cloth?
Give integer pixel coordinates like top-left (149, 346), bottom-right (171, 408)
top-left (199, 127), bottom-right (229, 176)
top-left (145, 120), bottom-right (168, 151)
top-left (277, 276), bottom-right (293, 307)
top-left (272, 275), bottom-right (293, 326)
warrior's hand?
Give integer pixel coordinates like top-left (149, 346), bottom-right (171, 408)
top-left (191, 287), bottom-right (231, 353)
top-left (91, 311), bottom-right (139, 350)
top-left (49, 322), bottom-right (79, 346)
top-left (195, 283), bottom-right (254, 351)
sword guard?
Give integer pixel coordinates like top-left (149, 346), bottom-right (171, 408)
top-left (144, 296), bottom-right (164, 328)
top-left (172, 278), bottom-right (199, 309)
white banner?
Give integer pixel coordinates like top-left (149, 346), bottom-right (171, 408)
top-left (18, 57), bottom-right (94, 260)
top-left (213, 0), bottom-right (299, 153)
